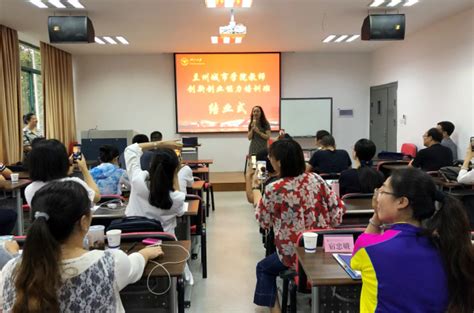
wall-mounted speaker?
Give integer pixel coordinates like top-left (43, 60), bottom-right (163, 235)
top-left (48, 16), bottom-right (95, 43)
top-left (361, 14), bottom-right (405, 41)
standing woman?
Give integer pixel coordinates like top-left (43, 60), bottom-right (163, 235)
top-left (248, 106), bottom-right (271, 156)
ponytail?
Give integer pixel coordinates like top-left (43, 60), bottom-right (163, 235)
top-left (13, 218), bottom-right (61, 313)
top-left (425, 194), bottom-right (474, 313)
top-left (12, 181), bottom-right (91, 313)
top-left (148, 148), bottom-right (179, 210)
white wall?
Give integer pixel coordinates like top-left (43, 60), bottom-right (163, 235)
top-left (74, 53), bottom-right (371, 171)
top-left (370, 8), bottom-right (474, 158)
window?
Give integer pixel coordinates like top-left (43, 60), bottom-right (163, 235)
top-left (19, 42), bottom-right (43, 131)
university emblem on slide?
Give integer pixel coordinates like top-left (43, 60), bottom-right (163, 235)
top-left (180, 58), bottom-right (189, 66)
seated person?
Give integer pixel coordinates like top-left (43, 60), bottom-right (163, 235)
top-left (118, 134), bottom-right (149, 169)
top-left (253, 139), bottom-right (345, 313)
top-left (124, 140), bottom-right (184, 235)
top-left (458, 143), bottom-right (474, 184)
top-left (437, 121), bottom-right (458, 160)
top-left (314, 129), bottom-right (330, 149)
top-left (307, 134), bottom-right (352, 173)
top-left (339, 139), bottom-right (384, 196)
top-left (90, 145), bottom-right (129, 195)
top-left (0, 181), bottom-right (163, 312)
top-left (24, 139), bottom-right (100, 206)
top-left (0, 163), bottom-right (18, 235)
top-left (352, 168), bottom-right (474, 312)
top-left (177, 153), bottom-right (193, 194)
top-left (410, 128), bottom-right (453, 171)
top-left (150, 131), bottom-right (163, 142)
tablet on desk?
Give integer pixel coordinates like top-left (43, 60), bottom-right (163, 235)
top-left (333, 253), bottom-right (361, 280)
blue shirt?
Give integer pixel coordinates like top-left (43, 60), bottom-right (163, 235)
top-left (90, 163), bottom-right (127, 195)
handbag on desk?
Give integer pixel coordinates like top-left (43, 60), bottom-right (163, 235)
top-left (107, 216), bottom-right (164, 233)
top-left (438, 166), bottom-right (461, 182)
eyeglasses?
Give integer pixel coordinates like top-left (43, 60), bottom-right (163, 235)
top-left (374, 188), bottom-right (397, 197)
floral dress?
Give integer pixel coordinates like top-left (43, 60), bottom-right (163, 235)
top-left (256, 172), bottom-right (345, 268)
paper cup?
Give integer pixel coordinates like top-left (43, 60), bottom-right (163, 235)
top-left (106, 229), bottom-right (122, 249)
top-left (10, 173), bottom-right (19, 183)
top-left (87, 225), bottom-right (105, 250)
top-left (303, 232), bottom-right (318, 253)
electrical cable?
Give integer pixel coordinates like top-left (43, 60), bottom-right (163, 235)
top-left (145, 243), bottom-right (191, 296)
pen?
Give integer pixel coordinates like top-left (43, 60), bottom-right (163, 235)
top-left (125, 242), bottom-right (138, 254)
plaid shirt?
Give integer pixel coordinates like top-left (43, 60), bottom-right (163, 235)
top-left (22, 126), bottom-right (43, 146)
top-left (256, 172), bottom-right (345, 268)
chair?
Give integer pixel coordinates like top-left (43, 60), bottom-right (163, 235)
top-left (107, 216), bottom-right (164, 233)
top-left (193, 177), bottom-right (215, 217)
top-left (340, 193), bottom-right (373, 227)
top-left (186, 194), bottom-right (207, 279)
top-left (377, 160), bottom-right (409, 178)
top-left (280, 228), bottom-right (364, 313)
top-left (400, 143), bottom-right (417, 159)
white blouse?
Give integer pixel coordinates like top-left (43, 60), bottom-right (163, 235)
top-left (125, 144), bottom-right (186, 234)
top-left (178, 165), bottom-right (194, 194)
top-left (457, 168), bottom-right (474, 185)
top-left (25, 177), bottom-right (96, 207)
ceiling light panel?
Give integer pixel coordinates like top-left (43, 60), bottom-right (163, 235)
top-left (48, 0), bottom-right (66, 8)
top-left (334, 35), bottom-right (349, 43)
top-left (346, 34), bottom-right (360, 42)
top-left (67, 0), bottom-right (84, 8)
top-left (369, 0), bottom-right (385, 7)
top-left (30, 0), bottom-right (48, 8)
top-left (403, 0), bottom-right (419, 6)
top-left (205, 0), bottom-right (253, 8)
top-left (323, 35), bottom-right (337, 43)
top-left (323, 34), bottom-right (360, 43)
top-left (95, 37), bottom-right (105, 44)
top-left (116, 36), bottom-right (129, 45)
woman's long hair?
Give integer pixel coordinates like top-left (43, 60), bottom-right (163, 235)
top-left (248, 106), bottom-right (270, 131)
top-left (148, 148), bottom-right (180, 210)
top-left (13, 181), bottom-right (91, 313)
top-left (390, 168), bottom-right (474, 312)
top-left (354, 139), bottom-right (384, 192)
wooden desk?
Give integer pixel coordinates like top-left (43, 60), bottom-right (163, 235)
top-left (382, 164), bottom-right (409, 171)
top-left (296, 247), bottom-right (360, 313)
top-left (432, 176), bottom-right (464, 192)
top-left (17, 171), bottom-right (29, 179)
top-left (0, 179), bottom-right (31, 235)
top-left (183, 159), bottom-right (213, 166)
top-left (191, 180), bottom-right (205, 191)
top-left (192, 167), bottom-right (209, 175)
top-left (122, 240), bottom-right (191, 313)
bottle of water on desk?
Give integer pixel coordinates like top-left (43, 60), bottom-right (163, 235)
top-left (331, 180), bottom-right (340, 197)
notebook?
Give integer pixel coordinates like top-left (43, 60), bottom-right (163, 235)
top-left (332, 253), bottom-right (362, 280)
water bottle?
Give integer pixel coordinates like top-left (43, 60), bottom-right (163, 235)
top-left (331, 180), bottom-right (340, 198)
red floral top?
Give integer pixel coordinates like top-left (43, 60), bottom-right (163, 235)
top-left (256, 172), bottom-right (345, 268)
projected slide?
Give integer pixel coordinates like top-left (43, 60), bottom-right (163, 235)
top-left (175, 53), bottom-right (280, 133)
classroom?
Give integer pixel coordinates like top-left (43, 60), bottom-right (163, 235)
top-left (0, 1), bottom-right (473, 312)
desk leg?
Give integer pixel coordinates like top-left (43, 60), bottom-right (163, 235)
top-left (311, 286), bottom-right (319, 313)
top-left (185, 216), bottom-right (191, 240)
top-left (15, 190), bottom-right (24, 236)
top-left (177, 275), bottom-right (185, 313)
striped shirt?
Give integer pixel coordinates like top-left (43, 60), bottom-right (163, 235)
top-left (351, 223), bottom-right (448, 313)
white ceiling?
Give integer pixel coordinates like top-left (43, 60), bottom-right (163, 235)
top-left (0, 0), bottom-right (472, 55)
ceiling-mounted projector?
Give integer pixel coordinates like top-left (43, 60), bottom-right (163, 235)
top-left (361, 14), bottom-right (405, 40)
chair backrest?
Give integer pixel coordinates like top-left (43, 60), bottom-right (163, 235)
top-left (401, 143), bottom-right (417, 158)
top-left (120, 231), bottom-right (176, 242)
top-left (98, 194), bottom-right (125, 204)
top-left (341, 193), bottom-right (373, 200)
top-left (319, 173), bottom-right (341, 180)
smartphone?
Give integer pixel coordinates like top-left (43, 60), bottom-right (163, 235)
top-left (257, 161), bottom-right (267, 180)
top-left (251, 154), bottom-right (257, 170)
top-left (471, 137), bottom-right (474, 152)
top-left (142, 238), bottom-right (162, 246)
top-left (72, 144), bottom-right (82, 161)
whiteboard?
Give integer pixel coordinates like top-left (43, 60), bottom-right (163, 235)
top-left (280, 98), bottom-right (332, 137)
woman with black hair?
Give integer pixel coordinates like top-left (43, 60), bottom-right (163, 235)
top-left (0, 181), bottom-right (164, 312)
top-left (24, 139), bottom-right (100, 205)
top-left (351, 168), bottom-right (474, 313)
top-left (22, 113), bottom-right (43, 154)
top-left (90, 144), bottom-right (129, 195)
top-left (339, 138), bottom-right (384, 196)
top-left (124, 140), bottom-right (184, 234)
top-left (253, 139), bottom-right (345, 313)
top-left (248, 106), bottom-right (271, 156)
